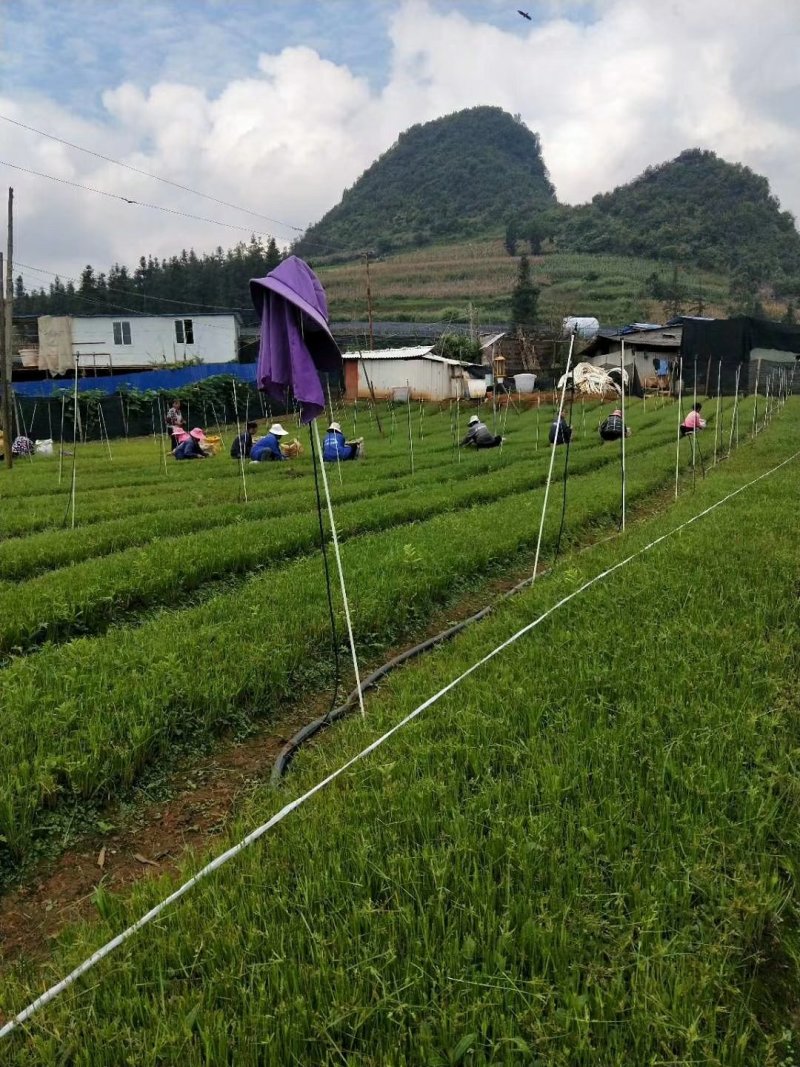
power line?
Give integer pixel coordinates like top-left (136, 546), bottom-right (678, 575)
top-left (17, 261), bottom-right (250, 313)
top-left (0, 158), bottom-right (293, 240)
top-left (0, 113), bottom-right (304, 232)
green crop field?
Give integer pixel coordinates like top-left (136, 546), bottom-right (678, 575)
top-left (0, 388), bottom-right (798, 1064)
top-left (316, 238), bottom-right (733, 325)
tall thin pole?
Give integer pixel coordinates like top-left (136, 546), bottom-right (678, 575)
top-left (232, 378), bottom-right (248, 504)
top-left (406, 381), bottom-right (414, 476)
top-left (363, 252), bottom-right (375, 353)
top-left (727, 365), bottom-right (741, 456)
top-left (312, 418), bottom-right (365, 718)
top-left (691, 357), bottom-right (697, 487)
top-left (713, 361), bottom-right (722, 466)
top-left (1, 192), bottom-right (13, 469)
top-left (674, 355), bottom-right (683, 500)
top-left (326, 378), bottom-right (343, 486)
top-left (58, 394), bottom-right (66, 483)
top-left (532, 330), bottom-right (576, 582)
top-left (620, 339), bottom-right (626, 531)
top-left (70, 356), bottom-right (79, 528)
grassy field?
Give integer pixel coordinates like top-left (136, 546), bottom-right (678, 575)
top-left (316, 238), bottom-right (733, 326)
top-left (0, 391), bottom-right (797, 1063)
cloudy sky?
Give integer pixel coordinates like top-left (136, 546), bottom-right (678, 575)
top-left (2, 0), bottom-right (799, 288)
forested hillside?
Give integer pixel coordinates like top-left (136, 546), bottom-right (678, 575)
top-left (295, 106), bottom-right (556, 259)
top-left (534, 150), bottom-right (800, 290)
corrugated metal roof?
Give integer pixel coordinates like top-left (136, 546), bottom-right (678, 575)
top-left (342, 346), bottom-right (474, 368)
top-left (342, 346), bottom-right (434, 360)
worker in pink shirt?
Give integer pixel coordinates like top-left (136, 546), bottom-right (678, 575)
top-left (680, 403), bottom-right (707, 438)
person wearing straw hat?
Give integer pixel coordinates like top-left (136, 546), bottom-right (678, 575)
top-left (323, 420), bottom-right (363, 461)
top-left (173, 427), bottom-right (209, 460)
top-left (251, 422), bottom-right (290, 462)
top-left (598, 409), bottom-right (631, 442)
top-left (460, 414), bottom-right (502, 449)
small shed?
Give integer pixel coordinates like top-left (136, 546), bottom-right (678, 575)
top-left (343, 347), bottom-right (474, 402)
top-left (582, 324), bottom-right (683, 388)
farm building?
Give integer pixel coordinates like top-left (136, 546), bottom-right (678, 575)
top-left (17, 312), bottom-right (240, 375)
top-left (342, 347), bottom-right (482, 402)
top-left (680, 315), bottom-right (800, 393)
top-left (582, 323), bottom-right (683, 389)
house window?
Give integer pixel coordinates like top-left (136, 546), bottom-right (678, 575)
top-left (175, 319), bottom-right (194, 345)
top-left (112, 321), bottom-right (132, 345)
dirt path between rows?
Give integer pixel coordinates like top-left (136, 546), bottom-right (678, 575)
top-left (0, 563), bottom-right (543, 971)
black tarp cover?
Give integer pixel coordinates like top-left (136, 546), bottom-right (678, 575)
top-left (679, 316), bottom-right (800, 393)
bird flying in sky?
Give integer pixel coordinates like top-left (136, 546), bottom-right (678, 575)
top-left (518, 9), bottom-right (532, 19)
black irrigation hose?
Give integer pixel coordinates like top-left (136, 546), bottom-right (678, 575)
top-left (271, 568), bottom-right (543, 784)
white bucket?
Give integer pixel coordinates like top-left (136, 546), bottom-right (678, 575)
top-left (514, 373), bottom-right (537, 394)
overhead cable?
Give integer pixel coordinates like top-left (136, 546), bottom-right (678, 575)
top-left (0, 113), bottom-right (303, 232)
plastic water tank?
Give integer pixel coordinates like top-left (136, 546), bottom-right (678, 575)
top-left (562, 316), bottom-right (600, 339)
top-left (514, 373), bottom-right (537, 394)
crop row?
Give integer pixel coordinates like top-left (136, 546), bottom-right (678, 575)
top-left (1, 410), bottom-right (797, 1064)
top-left (0, 420), bottom-right (730, 865)
top-left (0, 423), bottom-right (681, 654)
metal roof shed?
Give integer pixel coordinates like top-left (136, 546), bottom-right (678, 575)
top-left (342, 347), bottom-right (472, 401)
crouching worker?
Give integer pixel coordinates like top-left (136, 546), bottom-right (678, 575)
top-left (11, 435), bottom-right (35, 456)
top-left (599, 409), bottom-right (631, 442)
top-left (323, 420), bottom-right (363, 461)
top-left (173, 427), bottom-right (209, 459)
top-left (461, 414), bottom-right (502, 449)
top-left (548, 413), bottom-right (572, 445)
top-left (251, 422), bottom-right (289, 462)
top-left (231, 421), bottom-right (258, 460)
top-left (680, 403), bottom-right (707, 438)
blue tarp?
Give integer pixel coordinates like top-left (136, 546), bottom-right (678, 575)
top-left (11, 362), bottom-right (257, 397)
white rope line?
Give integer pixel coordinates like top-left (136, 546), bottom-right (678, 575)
top-left (531, 331), bottom-right (576, 581)
top-left (312, 418), bottom-right (365, 719)
top-left (1, 446), bottom-right (797, 1042)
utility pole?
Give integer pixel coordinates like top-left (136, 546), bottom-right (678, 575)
top-left (363, 251), bottom-right (375, 352)
top-left (1, 188), bottom-right (13, 469)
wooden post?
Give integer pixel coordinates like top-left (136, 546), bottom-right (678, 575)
top-left (363, 252), bottom-right (375, 353)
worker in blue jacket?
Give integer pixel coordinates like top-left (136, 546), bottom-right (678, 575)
top-left (322, 421), bottom-right (363, 462)
top-left (251, 422), bottom-right (288, 462)
top-left (174, 427), bottom-right (209, 459)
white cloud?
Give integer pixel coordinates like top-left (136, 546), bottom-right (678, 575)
top-left (3, 0), bottom-right (799, 287)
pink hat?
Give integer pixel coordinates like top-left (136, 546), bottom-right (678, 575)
top-left (189, 427), bottom-right (206, 440)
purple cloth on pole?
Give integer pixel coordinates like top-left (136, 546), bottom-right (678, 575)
top-left (250, 256), bottom-right (342, 424)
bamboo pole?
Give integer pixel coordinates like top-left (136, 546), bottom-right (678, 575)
top-left (70, 356), bottom-right (79, 528)
top-left (691, 356), bottom-right (697, 488)
top-left (713, 361), bottom-right (722, 466)
top-left (532, 330), bottom-right (576, 582)
top-left (1, 194), bottom-right (13, 469)
top-left (674, 355), bottom-right (683, 500)
top-left (406, 382), bottom-right (414, 476)
top-left (620, 339), bottom-right (627, 530)
top-left (232, 378), bottom-right (248, 504)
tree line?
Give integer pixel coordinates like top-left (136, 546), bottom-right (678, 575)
top-left (14, 237), bottom-right (282, 320)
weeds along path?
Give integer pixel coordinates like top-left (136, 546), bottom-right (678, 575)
top-left (0, 412), bottom-right (797, 1064)
top-left (0, 403), bottom-right (776, 870)
top-left (0, 420), bottom-right (683, 653)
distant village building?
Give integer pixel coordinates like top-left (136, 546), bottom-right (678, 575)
top-left (15, 313), bottom-right (240, 376)
top-left (582, 324), bottom-right (683, 389)
top-left (343, 347), bottom-right (482, 402)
